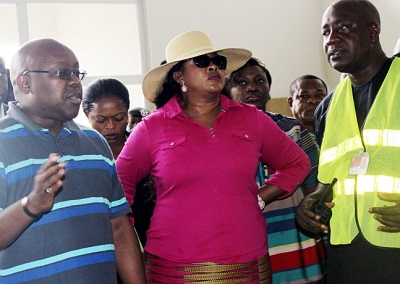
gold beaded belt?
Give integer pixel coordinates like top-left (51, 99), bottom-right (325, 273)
top-left (145, 253), bottom-right (271, 283)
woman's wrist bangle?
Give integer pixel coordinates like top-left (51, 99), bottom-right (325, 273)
top-left (21, 196), bottom-right (41, 219)
top-left (258, 194), bottom-right (266, 210)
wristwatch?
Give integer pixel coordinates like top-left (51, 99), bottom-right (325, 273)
top-left (21, 196), bottom-right (41, 219)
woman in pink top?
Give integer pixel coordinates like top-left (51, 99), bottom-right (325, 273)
top-left (116, 30), bottom-right (311, 283)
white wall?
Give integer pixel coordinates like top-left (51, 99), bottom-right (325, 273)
top-left (143, 0), bottom-right (400, 98)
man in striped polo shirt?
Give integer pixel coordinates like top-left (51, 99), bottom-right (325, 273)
top-left (0, 38), bottom-right (145, 283)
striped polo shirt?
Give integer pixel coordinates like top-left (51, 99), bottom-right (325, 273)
top-left (0, 102), bottom-right (131, 283)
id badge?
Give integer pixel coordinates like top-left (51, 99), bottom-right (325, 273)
top-left (349, 152), bottom-right (370, 175)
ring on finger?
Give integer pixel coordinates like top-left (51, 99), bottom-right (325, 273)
top-left (45, 187), bottom-right (53, 194)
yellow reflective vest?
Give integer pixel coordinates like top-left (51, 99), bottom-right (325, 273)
top-left (318, 57), bottom-right (400, 247)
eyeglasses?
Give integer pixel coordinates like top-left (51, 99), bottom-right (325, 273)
top-left (190, 55), bottom-right (227, 70)
top-left (22, 69), bottom-right (87, 80)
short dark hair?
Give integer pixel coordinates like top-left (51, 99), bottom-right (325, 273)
top-left (288, 74), bottom-right (327, 97)
top-left (82, 77), bottom-right (130, 113)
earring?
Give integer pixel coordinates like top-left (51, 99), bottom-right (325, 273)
top-left (181, 81), bottom-right (187, 93)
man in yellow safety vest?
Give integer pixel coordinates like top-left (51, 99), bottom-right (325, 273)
top-left (296, 1), bottom-right (400, 283)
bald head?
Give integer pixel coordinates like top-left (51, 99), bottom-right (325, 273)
top-left (332, 0), bottom-right (380, 24)
top-left (9, 38), bottom-right (83, 132)
top-left (11, 38), bottom-right (74, 95)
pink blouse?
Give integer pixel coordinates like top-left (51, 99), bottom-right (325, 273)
top-left (116, 95), bottom-right (310, 263)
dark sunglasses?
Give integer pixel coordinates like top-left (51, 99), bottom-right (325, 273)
top-left (190, 54), bottom-right (227, 70)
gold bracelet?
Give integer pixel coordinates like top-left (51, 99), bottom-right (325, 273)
top-left (21, 196), bottom-right (40, 219)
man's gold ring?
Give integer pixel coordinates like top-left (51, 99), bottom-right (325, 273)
top-left (45, 188), bottom-right (53, 194)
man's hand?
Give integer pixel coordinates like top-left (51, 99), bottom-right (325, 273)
top-left (27, 153), bottom-right (66, 216)
top-left (0, 153), bottom-right (66, 249)
top-left (369, 192), bottom-right (400, 232)
top-left (296, 195), bottom-right (334, 235)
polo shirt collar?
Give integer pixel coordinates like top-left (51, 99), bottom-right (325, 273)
top-left (7, 101), bottom-right (82, 134)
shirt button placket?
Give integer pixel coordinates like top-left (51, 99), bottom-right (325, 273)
top-left (209, 128), bottom-right (216, 139)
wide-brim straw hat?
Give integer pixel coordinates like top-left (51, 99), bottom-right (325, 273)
top-left (142, 30), bottom-right (252, 103)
